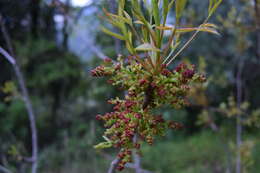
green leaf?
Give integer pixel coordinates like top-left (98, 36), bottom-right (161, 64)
top-left (103, 8), bottom-right (131, 26)
top-left (126, 41), bottom-right (135, 54)
top-left (101, 27), bottom-right (126, 40)
top-left (157, 25), bottom-right (220, 35)
top-left (128, 30), bottom-right (133, 45)
top-left (201, 23), bottom-right (218, 29)
top-left (176, 27), bottom-right (220, 35)
top-left (110, 13), bottom-right (132, 25)
top-left (118, 0), bottom-right (125, 15)
top-left (135, 43), bottom-right (161, 52)
top-left (152, 0), bottom-right (160, 26)
top-left (168, 0), bottom-right (176, 10)
top-left (123, 10), bottom-right (133, 26)
top-left (131, 0), bottom-right (142, 15)
top-left (163, 0), bottom-right (169, 20)
top-left (134, 20), bottom-right (145, 25)
top-left (94, 142), bottom-right (112, 149)
top-left (175, 0), bottom-right (187, 22)
top-left (208, 0), bottom-right (222, 17)
top-left (142, 26), bottom-right (149, 42)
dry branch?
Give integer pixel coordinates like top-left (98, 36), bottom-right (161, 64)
top-left (0, 165), bottom-right (12, 173)
top-left (0, 16), bottom-right (38, 173)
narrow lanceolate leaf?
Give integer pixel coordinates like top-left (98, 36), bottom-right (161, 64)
top-left (176, 27), bottom-right (220, 35)
top-left (109, 13), bottom-right (132, 25)
top-left (142, 26), bottom-right (149, 42)
top-left (156, 25), bottom-right (175, 30)
top-left (133, 10), bottom-right (158, 45)
top-left (94, 142), bottom-right (112, 149)
top-left (135, 43), bottom-right (161, 52)
top-left (101, 27), bottom-right (126, 40)
top-left (208, 0), bottom-right (222, 17)
top-left (103, 8), bottom-right (131, 26)
top-left (163, 0), bottom-right (169, 21)
top-left (201, 23), bottom-right (218, 29)
top-left (156, 26), bottom-right (220, 35)
top-left (152, 0), bottom-right (160, 26)
top-left (168, 0), bottom-right (176, 10)
top-left (103, 8), bottom-right (122, 28)
top-left (175, 0), bottom-right (187, 22)
top-left (126, 41), bottom-right (134, 54)
top-left (118, 0), bottom-right (125, 16)
top-left (134, 20), bottom-right (145, 25)
top-left (123, 11), bottom-right (133, 26)
top-left (131, 0), bottom-right (142, 15)
top-left (118, 0), bottom-right (125, 9)
top-left (128, 30), bottom-right (133, 45)
top-left (208, 0), bottom-right (214, 13)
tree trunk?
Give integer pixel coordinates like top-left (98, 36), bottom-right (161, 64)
top-left (235, 59), bottom-right (244, 173)
top-left (30, 0), bottom-right (41, 38)
top-left (62, 0), bottom-right (71, 49)
top-left (254, 0), bottom-right (260, 59)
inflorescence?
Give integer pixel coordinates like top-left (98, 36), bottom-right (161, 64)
top-left (92, 56), bottom-right (205, 171)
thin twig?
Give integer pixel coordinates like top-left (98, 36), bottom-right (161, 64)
top-left (90, 45), bottom-right (108, 60)
top-left (0, 16), bottom-right (38, 173)
top-left (125, 163), bottom-right (152, 173)
top-left (0, 47), bottom-right (16, 65)
top-left (0, 165), bottom-right (12, 173)
top-left (235, 58), bottom-right (244, 173)
top-left (107, 157), bottom-right (121, 173)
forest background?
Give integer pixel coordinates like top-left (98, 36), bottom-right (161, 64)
top-left (0, 0), bottom-right (260, 173)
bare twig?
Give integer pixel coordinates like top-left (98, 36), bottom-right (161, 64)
top-left (0, 47), bottom-right (15, 65)
top-left (104, 152), bottom-right (153, 173)
top-left (0, 16), bottom-right (15, 56)
top-left (90, 45), bottom-right (108, 60)
top-left (133, 135), bottom-right (142, 173)
top-left (0, 16), bottom-right (38, 173)
top-left (0, 165), bottom-right (12, 173)
top-left (107, 158), bottom-right (121, 173)
top-left (125, 163), bottom-right (152, 173)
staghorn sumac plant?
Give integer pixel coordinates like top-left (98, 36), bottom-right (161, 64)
top-left (92, 0), bottom-right (222, 171)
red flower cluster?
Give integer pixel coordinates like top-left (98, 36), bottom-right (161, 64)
top-left (92, 57), bottom-right (205, 171)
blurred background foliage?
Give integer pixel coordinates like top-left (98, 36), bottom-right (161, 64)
top-left (0, 0), bottom-right (260, 173)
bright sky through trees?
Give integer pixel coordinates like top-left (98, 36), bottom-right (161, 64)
top-left (71, 0), bottom-right (92, 7)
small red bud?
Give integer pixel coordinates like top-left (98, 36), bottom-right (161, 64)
top-left (134, 113), bottom-right (142, 119)
top-left (107, 79), bottom-right (114, 84)
top-left (139, 79), bottom-right (148, 86)
top-left (104, 57), bottom-right (112, 63)
top-left (115, 63), bottom-right (121, 70)
top-left (134, 143), bottom-right (141, 149)
top-left (95, 114), bottom-right (102, 120)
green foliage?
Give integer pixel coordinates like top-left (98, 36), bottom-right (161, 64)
top-left (208, 0), bottom-right (223, 17)
top-left (175, 0), bottom-right (187, 23)
top-left (142, 132), bottom-right (226, 172)
top-left (101, 0), bottom-right (221, 68)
